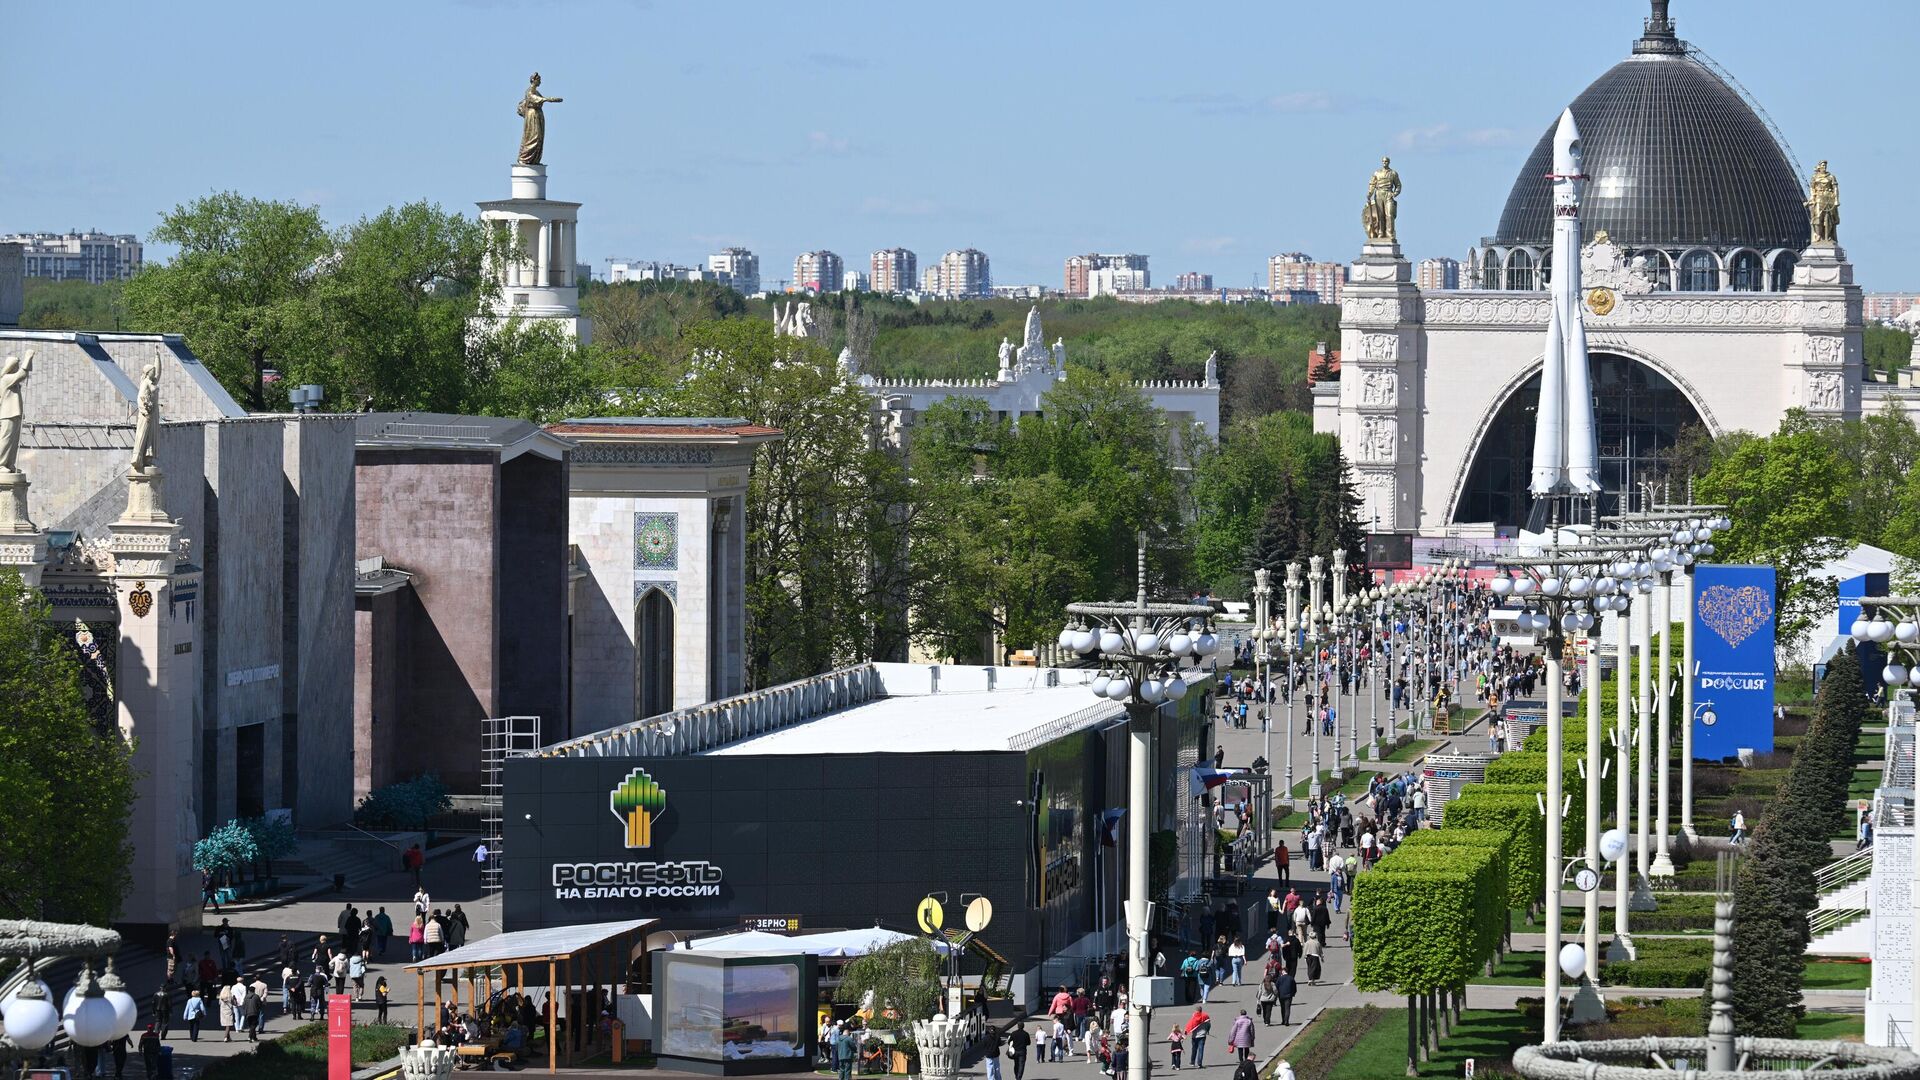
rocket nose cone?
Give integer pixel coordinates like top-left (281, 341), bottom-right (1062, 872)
top-left (1553, 108), bottom-right (1581, 169)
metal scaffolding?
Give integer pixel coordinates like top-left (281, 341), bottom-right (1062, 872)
top-left (480, 715), bottom-right (542, 893)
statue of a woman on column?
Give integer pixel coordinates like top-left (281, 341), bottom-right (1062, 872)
top-left (517, 73), bottom-right (564, 167)
top-left (130, 362), bottom-right (160, 474)
top-left (0, 349), bottom-right (34, 474)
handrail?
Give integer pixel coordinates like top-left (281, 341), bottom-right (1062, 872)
top-left (1807, 906), bottom-right (1867, 938)
top-left (1813, 848), bottom-right (1875, 893)
top-left (342, 822), bottom-right (405, 854)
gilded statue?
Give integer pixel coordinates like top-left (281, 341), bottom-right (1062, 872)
top-left (130, 361), bottom-right (160, 474)
top-left (1807, 160), bottom-right (1839, 245)
top-left (1362, 156), bottom-right (1402, 242)
top-left (516, 73), bottom-right (564, 167)
top-left (0, 349), bottom-right (33, 474)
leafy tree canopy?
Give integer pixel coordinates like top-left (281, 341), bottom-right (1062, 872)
top-left (0, 574), bottom-right (134, 924)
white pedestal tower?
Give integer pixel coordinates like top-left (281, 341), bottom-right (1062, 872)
top-left (477, 164), bottom-right (592, 343)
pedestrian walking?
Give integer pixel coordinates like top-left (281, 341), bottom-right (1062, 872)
top-left (1274, 971), bottom-right (1297, 1026)
top-left (985, 1030), bottom-right (1005, 1080)
top-left (1185, 1006), bottom-right (1211, 1068)
top-left (372, 906), bottom-right (394, 957)
top-left (183, 990), bottom-right (206, 1041)
top-left (152, 985), bottom-right (171, 1038)
top-left (242, 985), bottom-right (263, 1042)
top-left (423, 913), bottom-right (443, 957)
top-left (405, 843), bottom-right (425, 887)
top-left (409, 915), bottom-right (426, 962)
top-left (473, 840), bottom-right (491, 883)
top-left (1256, 978), bottom-right (1276, 1026)
top-left (139, 1024), bottom-right (161, 1080)
top-left (1006, 1022), bottom-right (1030, 1080)
top-left (376, 976), bottom-right (391, 1024)
top-left (834, 1025), bottom-right (858, 1080)
top-left (351, 951), bottom-right (368, 999)
top-left (447, 904), bottom-right (470, 950)
top-left (1167, 1025), bottom-right (1184, 1070)
top-left (1228, 1010), bottom-right (1255, 1064)
top-left (331, 950), bottom-right (349, 996)
top-left (217, 984), bottom-right (236, 1042)
top-left (1228, 938), bottom-right (1246, 986)
top-left (1731, 809), bottom-right (1746, 846)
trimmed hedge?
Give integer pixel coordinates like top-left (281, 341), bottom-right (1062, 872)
top-left (1372, 844), bottom-right (1505, 968)
top-left (1485, 751), bottom-right (1615, 819)
top-left (1442, 789), bottom-right (1545, 910)
top-left (1396, 827), bottom-right (1522, 914)
top-left (1352, 866), bottom-right (1484, 994)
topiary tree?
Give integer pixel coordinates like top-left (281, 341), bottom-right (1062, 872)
top-left (1394, 829), bottom-right (1516, 949)
top-left (192, 820), bottom-right (260, 886)
top-left (243, 815), bottom-right (300, 878)
top-left (1352, 861), bottom-right (1486, 1074)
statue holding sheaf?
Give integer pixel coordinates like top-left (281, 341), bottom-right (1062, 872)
top-left (1806, 160), bottom-right (1839, 245)
top-left (1362, 157), bottom-right (1401, 242)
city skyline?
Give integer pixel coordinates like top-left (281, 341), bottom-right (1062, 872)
top-left (7, 1), bottom-right (1913, 289)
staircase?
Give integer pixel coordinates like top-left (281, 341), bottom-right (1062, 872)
top-left (1806, 848), bottom-right (1874, 955)
top-left (276, 831), bottom-right (408, 890)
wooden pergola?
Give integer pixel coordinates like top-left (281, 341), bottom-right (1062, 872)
top-left (405, 917), bottom-right (655, 1074)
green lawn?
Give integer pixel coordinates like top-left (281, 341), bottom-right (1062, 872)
top-left (1280, 1007), bottom-right (1534, 1078)
top-left (1797, 1011), bottom-right (1867, 1041)
top-left (1470, 952), bottom-right (1543, 985)
top-left (1380, 738), bottom-right (1440, 764)
top-left (1805, 959), bottom-right (1872, 990)
top-left (1848, 767), bottom-right (1881, 802)
top-left (198, 1022), bottom-right (413, 1080)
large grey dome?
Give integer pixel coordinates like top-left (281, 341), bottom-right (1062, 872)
top-left (1490, 6), bottom-right (1808, 252)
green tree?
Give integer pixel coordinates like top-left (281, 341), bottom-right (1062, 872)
top-left (618, 319), bottom-right (911, 683)
top-left (905, 372), bottom-right (1186, 662)
top-left (1865, 323), bottom-right (1914, 378)
top-left (835, 937), bottom-right (943, 1056)
top-left (301, 201), bottom-right (497, 411)
top-left (1695, 413), bottom-right (1853, 658)
top-left (0, 573), bottom-right (136, 923)
top-left (124, 192), bottom-right (330, 409)
top-left (1246, 467), bottom-right (1304, 580)
top-left (21, 279), bottom-right (128, 331)
top-left (1190, 411), bottom-right (1362, 595)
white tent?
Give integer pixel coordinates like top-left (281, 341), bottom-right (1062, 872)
top-left (677, 926), bottom-right (942, 958)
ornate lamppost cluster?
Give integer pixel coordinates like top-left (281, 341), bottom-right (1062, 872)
top-left (1852, 595), bottom-right (1920, 1050)
top-left (0, 920), bottom-right (137, 1066)
top-left (1491, 541), bottom-right (1653, 1041)
top-left (1611, 500), bottom-right (1731, 863)
top-left (1058, 540), bottom-right (1217, 1080)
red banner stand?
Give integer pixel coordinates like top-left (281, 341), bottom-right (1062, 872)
top-left (328, 993), bottom-right (354, 1080)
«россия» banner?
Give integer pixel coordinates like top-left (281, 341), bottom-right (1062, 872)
top-left (1690, 564), bottom-right (1775, 760)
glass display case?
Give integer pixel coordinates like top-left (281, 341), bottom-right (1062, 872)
top-left (654, 950), bottom-right (818, 1075)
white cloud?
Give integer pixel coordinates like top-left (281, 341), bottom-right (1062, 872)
top-left (805, 131), bottom-right (854, 156)
top-left (858, 196), bottom-right (939, 218)
top-left (1391, 124), bottom-right (1521, 152)
top-left (1182, 236), bottom-right (1240, 255)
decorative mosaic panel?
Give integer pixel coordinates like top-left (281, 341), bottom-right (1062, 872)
top-left (634, 512), bottom-right (679, 571)
top-left (634, 580), bottom-right (679, 603)
top-left (60, 618), bottom-right (118, 734)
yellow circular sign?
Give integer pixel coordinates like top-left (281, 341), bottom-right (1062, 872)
top-left (916, 896), bottom-right (944, 935)
top-left (1585, 287), bottom-right (1617, 316)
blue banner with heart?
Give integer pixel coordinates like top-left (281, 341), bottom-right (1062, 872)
top-left (1691, 564), bottom-right (1776, 760)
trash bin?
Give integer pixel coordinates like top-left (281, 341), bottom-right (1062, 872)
top-left (159, 1043), bottom-right (175, 1079)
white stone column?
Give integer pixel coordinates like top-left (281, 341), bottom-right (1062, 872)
top-left (112, 467), bottom-right (189, 926)
top-left (536, 222), bottom-right (551, 287)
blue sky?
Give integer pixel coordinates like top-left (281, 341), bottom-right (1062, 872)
top-left (9, 0), bottom-right (1912, 288)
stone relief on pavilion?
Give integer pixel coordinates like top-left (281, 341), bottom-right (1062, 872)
top-left (1359, 416), bottom-right (1397, 463)
top-left (1359, 369), bottom-right (1397, 408)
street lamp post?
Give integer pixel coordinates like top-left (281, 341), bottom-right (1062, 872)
top-left (1308, 555), bottom-right (1326, 800)
top-left (1285, 562), bottom-right (1302, 807)
top-left (1367, 588), bottom-right (1383, 761)
top-left (1253, 568), bottom-right (1275, 776)
top-left (0, 920), bottom-right (139, 1074)
top-left (1060, 543), bottom-right (1218, 1080)
top-left (1849, 598), bottom-right (1920, 1048)
top-left (1493, 540), bottom-right (1651, 1041)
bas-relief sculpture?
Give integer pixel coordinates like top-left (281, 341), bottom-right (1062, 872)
top-left (1809, 370), bottom-right (1843, 411)
top-left (1359, 369), bottom-right (1396, 408)
top-left (1362, 156), bottom-right (1401, 242)
top-left (130, 362), bottom-right (160, 474)
top-left (1807, 160), bottom-right (1840, 245)
top-left (1360, 415), bottom-right (1397, 463)
top-left (516, 73), bottom-right (564, 167)
top-left (772, 301), bottom-right (820, 339)
top-left (0, 349), bottom-right (32, 473)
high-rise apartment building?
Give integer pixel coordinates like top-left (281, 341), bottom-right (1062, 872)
top-left (1417, 257), bottom-right (1461, 291)
top-left (792, 250), bottom-right (844, 293)
top-left (938, 249), bottom-right (991, 298)
top-left (1266, 253), bottom-right (1346, 305)
top-left (1, 231), bottom-right (143, 284)
top-left (921, 265), bottom-right (944, 294)
top-left (1863, 293), bottom-right (1920, 322)
top-left (708, 247), bottom-right (759, 294)
top-left (1064, 253), bottom-right (1149, 297)
top-left (870, 248), bottom-right (918, 294)
top-left (1175, 272), bottom-right (1213, 291)
top-left (843, 270), bottom-right (868, 292)
top-left (1088, 267), bottom-right (1150, 297)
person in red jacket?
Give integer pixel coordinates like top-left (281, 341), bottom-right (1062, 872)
top-left (1184, 1006), bottom-right (1212, 1068)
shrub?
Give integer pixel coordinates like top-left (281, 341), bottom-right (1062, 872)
top-left (352, 773), bottom-right (451, 830)
top-left (1606, 958), bottom-right (1709, 988)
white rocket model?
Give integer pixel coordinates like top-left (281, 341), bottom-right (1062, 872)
top-left (1529, 108), bottom-right (1601, 497)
